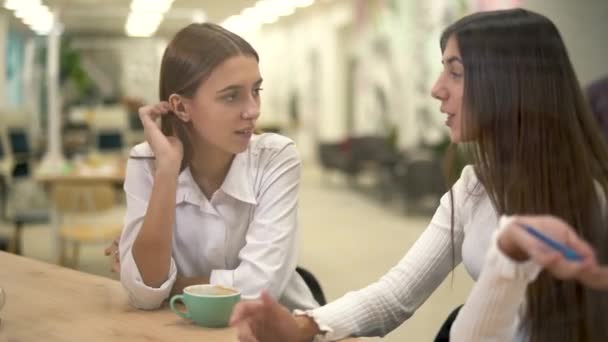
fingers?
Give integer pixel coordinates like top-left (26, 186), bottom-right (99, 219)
top-left (260, 290), bottom-right (275, 307)
top-left (236, 321), bottom-right (260, 342)
top-left (536, 251), bottom-right (597, 280)
top-left (230, 300), bottom-right (264, 326)
top-left (138, 102), bottom-right (172, 126)
top-left (104, 236), bottom-right (120, 272)
top-left (104, 237), bottom-right (119, 256)
top-left (580, 265), bottom-right (608, 290)
top-left (530, 250), bottom-right (561, 267)
top-left (565, 228), bottom-right (597, 262)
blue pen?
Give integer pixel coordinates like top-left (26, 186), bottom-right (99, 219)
top-left (518, 223), bottom-right (583, 262)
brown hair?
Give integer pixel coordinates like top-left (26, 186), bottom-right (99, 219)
top-left (442, 9), bottom-right (608, 341)
top-left (158, 23), bottom-right (259, 171)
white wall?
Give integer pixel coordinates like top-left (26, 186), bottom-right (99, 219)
top-left (71, 37), bottom-right (166, 104)
top-left (249, 0), bottom-right (356, 161)
top-left (0, 14), bottom-right (40, 135)
top-left (251, 0), bottom-right (463, 161)
top-left (521, 0), bottom-right (608, 85)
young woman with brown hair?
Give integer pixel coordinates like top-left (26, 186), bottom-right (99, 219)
top-left (230, 9), bottom-right (608, 341)
top-left (116, 23), bottom-right (318, 311)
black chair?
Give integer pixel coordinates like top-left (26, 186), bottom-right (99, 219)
top-left (434, 305), bottom-right (463, 341)
top-left (296, 266), bottom-right (327, 306)
top-left (395, 154), bottom-right (446, 213)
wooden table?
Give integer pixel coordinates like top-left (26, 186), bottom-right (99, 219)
top-left (0, 252), bottom-right (360, 341)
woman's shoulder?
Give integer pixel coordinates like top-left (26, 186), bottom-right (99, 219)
top-left (129, 142), bottom-right (154, 158)
top-left (126, 142), bottom-right (156, 177)
top-left (452, 165), bottom-right (487, 208)
top-left (249, 133), bottom-right (296, 151)
top-left (458, 165), bottom-right (478, 189)
top-left (238, 134), bottom-right (301, 181)
top-left (248, 133), bottom-right (300, 162)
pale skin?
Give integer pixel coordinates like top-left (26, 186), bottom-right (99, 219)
top-left (227, 36), bottom-right (608, 341)
top-left (105, 54), bottom-right (263, 296)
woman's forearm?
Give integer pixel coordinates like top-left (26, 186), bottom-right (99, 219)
top-left (132, 167), bottom-right (179, 288)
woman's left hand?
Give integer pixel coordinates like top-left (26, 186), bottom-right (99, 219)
top-left (230, 291), bottom-right (301, 342)
top-left (103, 236), bottom-right (120, 273)
top-left (499, 215), bottom-right (608, 290)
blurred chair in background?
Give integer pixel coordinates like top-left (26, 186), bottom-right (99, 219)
top-left (0, 127), bottom-right (49, 255)
top-left (51, 183), bottom-right (122, 268)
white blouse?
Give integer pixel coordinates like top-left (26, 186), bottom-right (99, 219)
top-left (119, 133), bottom-right (319, 311)
top-left (298, 165), bottom-right (504, 340)
top-left (450, 216), bottom-right (541, 342)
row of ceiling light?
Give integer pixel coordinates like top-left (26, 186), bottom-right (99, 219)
top-left (3, 0), bottom-right (315, 38)
top-left (221, 0), bottom-right (315, 35)
top-left (3, 0), bottom-right (54, 35)
top-left (125, 0), bottom-right (174, 37)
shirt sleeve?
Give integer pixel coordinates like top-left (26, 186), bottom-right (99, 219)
top-left (209, 143), bottom-right (302, 301)
top-left (449, 216), bottom-right (541, 342)
top-left (298, 166), bottom-right (478, 340)
top-left (119, 151), bottom-right (178, 310)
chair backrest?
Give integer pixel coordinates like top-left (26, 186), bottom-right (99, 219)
top-left (295, 266), bottom-right (327, 306)
top-left (50, 184), bottom-right (116, 214)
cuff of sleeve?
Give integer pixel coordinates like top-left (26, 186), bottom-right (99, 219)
top-left (494, 216), bottom-right (542, 282)
top-left (293, 309), bottom-right (335, 342)
top-left (120, 250), bottom-right (178, 310)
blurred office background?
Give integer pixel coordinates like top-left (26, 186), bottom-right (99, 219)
top-left (0, 0), bottom-right (606, 340)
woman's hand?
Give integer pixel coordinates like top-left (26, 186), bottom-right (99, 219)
top-left (230, 291), bottom-right (303, 342)
top-left (103, 236), bottom-right (120, 273)
top-left (138, 102), bottom-right (184, 173)
top-left (499, 215), bottom-right (608, 290)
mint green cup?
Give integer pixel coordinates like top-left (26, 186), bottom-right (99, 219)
top-left (170, 284), bottom-right (241, 328)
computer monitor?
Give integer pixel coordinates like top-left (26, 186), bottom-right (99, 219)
top-left (8, 130), bottom-right (29, 155)
top-left (97, 131), bottom-right (124, 152)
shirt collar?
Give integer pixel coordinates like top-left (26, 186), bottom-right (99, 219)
top-left (220, 151), bottom-right (257, 205)
top-left (176, 150), bottom-right (257, 206)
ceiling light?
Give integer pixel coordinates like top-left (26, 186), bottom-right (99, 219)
top-left (4, 0), bottom-right (40, 11)
top-left (293, 0), bottom-right (315, 8)
top-left (192, 10), bottom-right (207, 23)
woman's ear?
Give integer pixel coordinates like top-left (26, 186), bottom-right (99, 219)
top-left (168, 94), bottom-right (191, 122)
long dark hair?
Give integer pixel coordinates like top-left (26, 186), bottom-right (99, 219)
top-left (157, 23), bottom-right (258, 171)
top-left (442, 9), bottom-right (608, 341)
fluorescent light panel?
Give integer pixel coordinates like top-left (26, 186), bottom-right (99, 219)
top-left (125, 0), bottom-right (174, 37)
top-left (4, 0), bottom-right (53, 35)
top-left (221, 0), bottom-right (316, 34)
